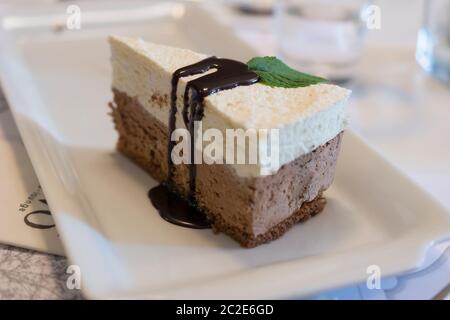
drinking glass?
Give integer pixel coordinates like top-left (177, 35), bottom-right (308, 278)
top-left (416, 0), bottom-right (450, 85)
top-left (275, 0), bottom-right (371, 82)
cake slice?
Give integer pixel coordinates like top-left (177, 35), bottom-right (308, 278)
top-left (108, 36), bottom-right (350, 247)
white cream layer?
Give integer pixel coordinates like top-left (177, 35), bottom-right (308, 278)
top-left (109, 36), bottom-right (350, 177)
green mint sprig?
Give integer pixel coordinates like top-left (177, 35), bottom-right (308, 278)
top-left (247, 56), bottom-right (328, 88)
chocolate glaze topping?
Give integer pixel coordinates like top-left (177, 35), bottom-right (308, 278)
top-left (148, 57), bottom-right (259, 228)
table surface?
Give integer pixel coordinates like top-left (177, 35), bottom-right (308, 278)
top-left (0, 0), bottom-right (449, 300)
top-left (0, 244), bottom-right (81, 299)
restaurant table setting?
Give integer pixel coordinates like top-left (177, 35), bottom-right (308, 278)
top-left (0, 0), bottom-right (449, 299)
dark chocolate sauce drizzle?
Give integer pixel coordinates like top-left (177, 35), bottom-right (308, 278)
top-left (149, 57), bottom-right (259, 229)
top-left (148, 185), bottom-right (211, 229)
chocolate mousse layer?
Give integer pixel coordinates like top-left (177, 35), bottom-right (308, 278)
top-left (110, 89), bottom-right (343, 247)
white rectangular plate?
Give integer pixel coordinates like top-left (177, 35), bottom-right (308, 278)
top-left (1, 0), bottom-right (449, 299)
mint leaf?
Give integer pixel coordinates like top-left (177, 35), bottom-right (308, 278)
top-left (247, 56), bottom-right (327, 88)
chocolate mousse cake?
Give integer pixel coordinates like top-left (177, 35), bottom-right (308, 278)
top-left (108, 36), bottom-right (350, 247)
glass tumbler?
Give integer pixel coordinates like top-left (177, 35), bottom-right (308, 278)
top-left (416, 0), bottom-right (450, 85)
top-left (275, 0), bottom-right (371, 82)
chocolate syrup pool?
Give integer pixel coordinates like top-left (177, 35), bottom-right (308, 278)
top-left (148, 185), bottom-right (210, 229)
top-left (148, 57), bottom-right (259, 229)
